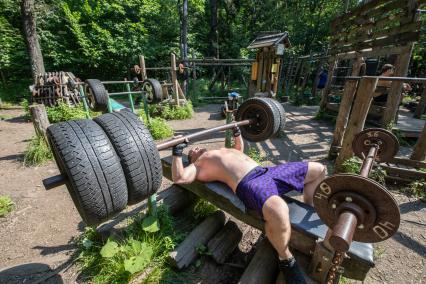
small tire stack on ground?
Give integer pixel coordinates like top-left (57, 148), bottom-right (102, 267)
top-left (45, 96), bottom-right (284, 226)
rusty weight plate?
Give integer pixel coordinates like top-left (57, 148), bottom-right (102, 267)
top-left (352, 128), bottom-right (399, 162)
top-left (313, 174), bottom-right (400, 243)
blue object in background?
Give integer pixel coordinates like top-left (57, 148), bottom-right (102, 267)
top-left (317, 70), bottom-right (328, 89)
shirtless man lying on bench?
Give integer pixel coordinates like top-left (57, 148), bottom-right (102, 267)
top-left (171, 126), bottom-right (326, 284)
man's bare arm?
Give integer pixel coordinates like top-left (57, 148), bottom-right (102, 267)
top-left (172, 156), bottom-right (198, 184)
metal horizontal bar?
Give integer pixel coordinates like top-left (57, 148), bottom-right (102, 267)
top-left (156, 119), bottom-right (253, 151)
top-left (108, 91), bottom-right (144, 96)
top-left (102, 81), bottom-right (139, 84)
top-left (345, 76), bottom-right (426, 83)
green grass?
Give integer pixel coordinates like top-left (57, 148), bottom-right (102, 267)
top-left (0, 114), bottom-right (13, 120)
top-left (149, 101), bottom-right (194, 120)
top-left (0, 101), bottom-right (15, 109)
top-left (246, 147), bottom-right (268, 165)
top-left (193, 199), bottom-right (218, 220)
top-left (24, 134), bottom-right (53, 166)
top-left (139, 111), bottom-right (174, 140)
top-left (0, 196), bottom-right (14, 217)
top-left (77, 205), bottom-right (199, 283)
top-left (46, 103), bottom-right (101, 123)
top-left (404, 179), bottom-right (426, 199)
top-left (341, 156), bottom-right (387, 185)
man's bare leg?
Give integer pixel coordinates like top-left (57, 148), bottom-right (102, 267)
top-left (262, 196), bottom-right (306, 283)
top-left (303, 162), bottom-right (327, 206)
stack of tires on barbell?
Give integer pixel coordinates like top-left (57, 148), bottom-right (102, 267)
top-left (46, 97), bottom-right (286, 225)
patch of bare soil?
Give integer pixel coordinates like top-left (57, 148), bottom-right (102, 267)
top-left (0, 104), bottom-right (425, 284)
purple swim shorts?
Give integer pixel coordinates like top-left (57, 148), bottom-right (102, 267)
top-left (236, 162), bottom-right (309, 215)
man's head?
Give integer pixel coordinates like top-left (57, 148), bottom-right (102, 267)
top-left (380, 64), bottom-right (395, 76)
top-left (188, 147), bottom-right (207, 163)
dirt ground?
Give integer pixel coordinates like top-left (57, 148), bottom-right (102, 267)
top-left (0, 104), bottom-right (425, 283)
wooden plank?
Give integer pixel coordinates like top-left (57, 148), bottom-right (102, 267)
top-left (207, 221), bottom-right (242, 264)
top-left (139, 55), bottom-right (147, 80)
top-left (171, 53), bottom-right (180, 106)
top-left (331, 31), bottom-right (419, 56)
top-left (414, 87), bottom-right (426, 118)
top-left (335, 77), bottom-right (379, 171)
top-left (381, 165), bottom-right (426, 179)
top-left (382, 44), bottom-right (414, 126)
top-left (390, 157), bottom-right (426, 169)
top-left (256, 51), bottom-right (265, 92)
top-left (332, 0), bottom-right (406, 34)
top-left (332, 0), bottom-right (390, 28)
top-left (329, 57), bottom-right (364, 155)
top-left (239, 239), bottom-right (278, 284)
top-left (411, 122), bottom-right (426, 161)
top-left (168, 211), bottom-right (227, 269)
top-left (320, 58), bottom-right (338, 110)
top-left (336, 44), bottom-right (409, 60)
top-left (331, 21), bottom-right (421, 50)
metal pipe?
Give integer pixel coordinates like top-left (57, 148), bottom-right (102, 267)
top-left (108, 91), bottom-right (145, 96)
top-left (360, 145), bottom-right (379, 178)
top-left (156, 119), bottom-right (253, 150)
top-left (102, 81), bottom-right (140, 84)
top-left (344, 76), bottom-right (426, 83)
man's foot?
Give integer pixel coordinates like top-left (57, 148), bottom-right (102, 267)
top-left (279, 257), bottom-right (307, 284)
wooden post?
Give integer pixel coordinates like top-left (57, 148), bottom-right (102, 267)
top-left (329, 57), bottom-right (364, 156)
top-left (414, 86), bottom-right (426, 119)
top-left (382, 44), bottom-right (414, 126)
top-left (171, 53), bottom-right (180, 106)
top-left (207, 221), bottom-right (242, 264)
top-left (29, 104), bottom-right (50, 141)
top-left (192, 50), bottom-right (196, 100)
top-left (139, 55), bottom-right (147, 81)
top-left (410, 122), bottom-right (426, 161)
top-left (239, 239), bottom-right (278, 284)
top-left (256, 50), bottom-right (265, 92)
top-left (320, 58), bottom-right (338, 110)
top-left (335, 77), bottom-right (379, 171)
top-left (168, 211), bottom-right (226, 269)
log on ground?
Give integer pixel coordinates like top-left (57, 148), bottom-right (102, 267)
top-left (239, 238), bottom-right (278, 284)
top-left (169, 210), bottom-right (227, 269)
top-left (207, 220), bottom-right (242, 264)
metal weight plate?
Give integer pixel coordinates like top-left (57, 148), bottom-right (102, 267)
top-left (235, 98), bottom-right (280, 142)
top-left (352, 128), bottom-right (399, 162)
top-left (313, 174), bottom-right (400, 243)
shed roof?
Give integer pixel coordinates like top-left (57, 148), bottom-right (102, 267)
top-left (247, 32), bottom-right (291, 49)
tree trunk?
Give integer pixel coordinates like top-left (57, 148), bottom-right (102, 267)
top-left (21, 0), bottom-right (45, 83)
top-left (209, 0), bottom-right (218, 58)
top-left (179, 0), bottom-right (188, 61)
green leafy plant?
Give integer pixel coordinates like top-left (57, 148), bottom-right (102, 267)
top-left (76, 205), bottom-right (184, 283)
top-left (46, 103), bottom-right (89, 123)
top-left (0, 196), bottom-right (14, 217)
top-left (369, 166), bottom-right (387, 186)
top-left (148, 101), bottom-right (194, 120)
top-left (24, 134), bottom-right (53, 166)
top-left (405, 179), bottom-right (426, 200)
top-left (193, 199), bottom-right (217, 220)
top-left (341, 156), bottom-right (362, 174)
top-left (139, 111), bottom-right (174, 140)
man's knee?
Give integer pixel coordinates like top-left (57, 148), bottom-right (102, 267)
top-left (262, 196), bottom-right (290, 227)
top-left (306, 162), bottom-right (326, 182)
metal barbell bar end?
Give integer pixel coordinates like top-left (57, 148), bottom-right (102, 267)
top-left (43, 174), bottom-right (67, 190)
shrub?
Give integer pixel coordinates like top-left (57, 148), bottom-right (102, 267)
top-left (139, 111), bottom-right (174, 140)
top-left (341, 156), bottom-right (387, 185)
top-left (24, 134), bottom-right (53, 166)
top-left (0, 196), bottom-right (14, 217)
top-left (149, 101), bottom-right (194, 120)
top-left (46, 103), bottom-right (89, 123)
top-left (405, 180), bottom-right (426, 200)
top-left (193, 199), bottom-right (217, 220)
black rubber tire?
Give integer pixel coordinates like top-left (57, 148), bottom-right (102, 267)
top-left (236, 97), bottom-right (280, 142)
top-left (269, 99), bottom-right (286, 135)
top-left (94, 110), bottom-right (162, 204)
top-left (47, 120), bottom-right (128, 225)
top-left (85, 79), bottom-right (109, 112)
top-left (142, 78), bottom-right (163, 104)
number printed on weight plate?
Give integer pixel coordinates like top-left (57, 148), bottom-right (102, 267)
top-left (314, 182), bottom-right (332, 200)
top-left (372, 221), bottom-right (396, 240)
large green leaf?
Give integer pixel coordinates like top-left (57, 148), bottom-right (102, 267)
top-left (123, 245), bottom-right (153, 274)
top-left (100, 240), bottom-right (119, 258)
top-left (142, 216), bottom-right (160, 233)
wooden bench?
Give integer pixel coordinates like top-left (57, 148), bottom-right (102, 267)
top-left (162, 156), bottom-right (374, 281)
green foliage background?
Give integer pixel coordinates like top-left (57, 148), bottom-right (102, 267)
top-left (1, 0), bottom-right (424, 102)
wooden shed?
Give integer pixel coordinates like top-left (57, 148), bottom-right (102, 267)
top-left (247, 32), bottom-right (291, 97)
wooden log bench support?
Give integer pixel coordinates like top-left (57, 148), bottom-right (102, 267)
top-left (168, 210), bottom-right (227, 269)
top-left (162, 156), bottom-right (374, 281)
top-left (208, 220), bottom-right (243, 264)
